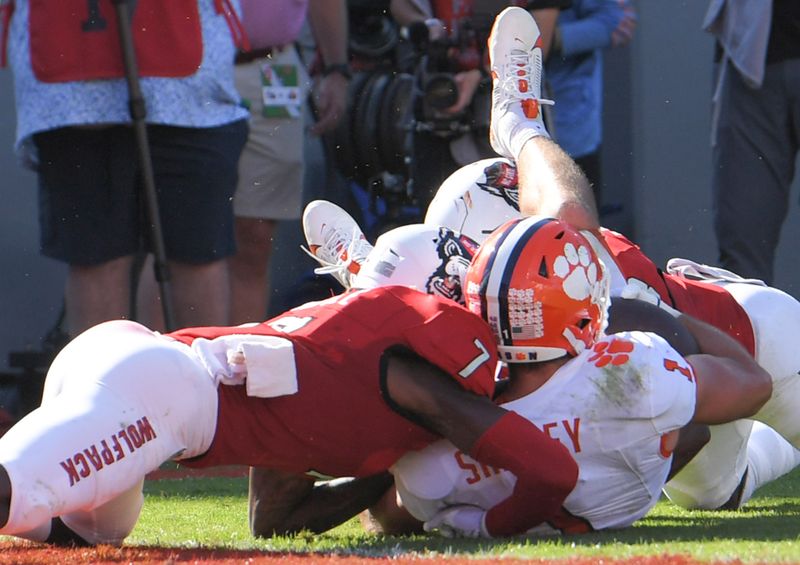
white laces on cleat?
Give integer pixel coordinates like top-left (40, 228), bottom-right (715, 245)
top-left (496, 49), bottom-right (554, 111)
top-left (301, 225), bottom-right (372, 288)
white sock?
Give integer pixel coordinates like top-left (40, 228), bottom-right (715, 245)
top-left (508, 117), bottom-right (550, 161)
top-left (492, 101), bottom-right (550, 161)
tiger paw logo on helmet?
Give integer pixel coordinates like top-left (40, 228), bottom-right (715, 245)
top-left (554, 240), bottom-right (601, 302)
top-left (464, 216), bottom-right (610, 364)
top-left (556, 240), bottom-right (609, 356)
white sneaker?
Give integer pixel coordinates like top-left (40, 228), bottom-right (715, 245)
top-left (301, 200), bottom-right (374, 289)
top-left (488, 6), bottom-right (553, 159)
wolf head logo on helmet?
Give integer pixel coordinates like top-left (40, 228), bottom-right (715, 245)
top-left (465, 216), bottom-right (610, 363)
top-left (425, 228), bottom-right (479, 303)
top-left (424, 157), bottom-right (524, 244)
top-left (353, 224), bottom-right (478, 304)
top-left (478, 159), bottom-right (520, 210)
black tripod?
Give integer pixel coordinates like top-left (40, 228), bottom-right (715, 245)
top-left (112, 0), bottom-right (176, 330)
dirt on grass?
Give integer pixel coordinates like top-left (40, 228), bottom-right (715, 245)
top-left (0, 542), bottom-right (759, 565)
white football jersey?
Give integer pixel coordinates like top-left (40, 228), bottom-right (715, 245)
top-left (392, 330), bottom-right (697, 533)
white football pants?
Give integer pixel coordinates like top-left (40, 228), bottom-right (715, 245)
top-left (0, 320), bottom-right (217, 544)
top-left (665, 282), bottom-right (800, 508)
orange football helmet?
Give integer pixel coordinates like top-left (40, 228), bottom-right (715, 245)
top-left (465, 216), bottom-right (610, 363)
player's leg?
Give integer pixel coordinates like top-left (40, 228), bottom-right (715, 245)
top-left (664, 418), bottom-right (800, 511)
top-left (57, 480), bottom-right (145, 545)
top-left (663, 420), bottom-right (752, 509)
top-left (665, 281), bottom-right (800, 509)
top-left (487, 7), bottom-right (598, 231)
top-left (0, 320), bottom-right (217, 544)
top-left (722, 282), bottom-right (800, 448)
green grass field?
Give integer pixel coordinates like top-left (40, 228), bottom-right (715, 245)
top-left (128, 467), bottom-right (800, 563)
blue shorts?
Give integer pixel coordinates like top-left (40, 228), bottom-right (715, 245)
top-left (35, 120), bottom-right (248, 265)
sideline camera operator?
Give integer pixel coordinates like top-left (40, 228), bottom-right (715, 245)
top-left (389, 0), bottom-right (570, 210)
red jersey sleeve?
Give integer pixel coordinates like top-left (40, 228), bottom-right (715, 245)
top-left (401, 300), bottom-right (498, 398)
top-left (473, 412), bottom-right (579, 536)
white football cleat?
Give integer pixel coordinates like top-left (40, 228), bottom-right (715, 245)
top-left (488, 6), bottom-right (553, 159)
top-left (301, 200), bottom-right (373, 289)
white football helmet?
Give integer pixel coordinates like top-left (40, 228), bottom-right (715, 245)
top-left (353, 224), bottom-right (479, 305)
top-left (424, 157), bottom-right (523, 244)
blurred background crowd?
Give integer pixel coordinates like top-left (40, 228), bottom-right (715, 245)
top-left (0, 0), bottom-right (798, 424)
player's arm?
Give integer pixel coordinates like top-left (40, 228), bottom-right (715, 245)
top-left (383, 348), bottom-right (578, 537)
top-left (361, 483), bottom-right (425, 535)
top-left (679, 314), bottom-right (772, 425)
top-left (248, 467), bottom-right (393, 537)
top-left (607, 298), bottom-right (699, 356)
top-left (606, 297), bottom-right (771, 425)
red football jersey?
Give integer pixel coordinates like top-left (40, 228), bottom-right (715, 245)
top-left (599, 229), bottom-right (755, 355)
top-left (170, 286), bottom-right (498, 478)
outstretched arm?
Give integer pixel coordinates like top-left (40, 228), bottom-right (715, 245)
top-left (605, 297), bottom-right (771, 426)
top-left (383, 349), bottom-right (578, 537)
top-left (248, 467), bottom-right (394, 537)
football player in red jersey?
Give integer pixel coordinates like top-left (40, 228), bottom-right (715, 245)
top-left (0, 284), bottom-right (579, 546)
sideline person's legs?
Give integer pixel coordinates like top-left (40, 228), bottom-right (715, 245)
top-left (35, 127), bottom-right (141, 336)
top-left (712, 60), bottom-right (799, 284)
top-left (138, 121), bottom-right (248, 329)
top-left (229, 48), bottom-right (308, 324)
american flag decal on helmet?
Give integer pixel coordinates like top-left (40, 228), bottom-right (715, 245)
top-left (475, 217), bottom-right (550, 347)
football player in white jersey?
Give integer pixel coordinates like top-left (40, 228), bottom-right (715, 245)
top-left (395, 214), bottom-right (772, 537)
top-left (303, 178), bottom-right (800, 534)
top-left (460, 5), bottom-right (800, 514)
top-left (421, 155), bottom-right (800, 513)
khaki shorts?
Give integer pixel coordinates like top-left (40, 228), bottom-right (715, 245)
top-left (233, 46), bottom-right (311, 221)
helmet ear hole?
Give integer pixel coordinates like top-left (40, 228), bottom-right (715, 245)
top-left (577, 318), bottom-right (591, 329)
top-left (538, 257), bottom-right (549, 277)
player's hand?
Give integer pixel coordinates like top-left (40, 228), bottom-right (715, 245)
top-left (620, 279), bottom-right (680, 317)
top-left (423, 505), bottom-right (489, 538)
